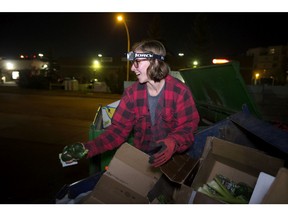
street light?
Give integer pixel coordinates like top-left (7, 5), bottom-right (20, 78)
top-left (92, 59), bottom-right (101, 79)
top-left (93, 60), bottom-right (101, 69)
top-left (117, 15), bottom-right (130, 81)
top-left (193, 60), bottom-right (199, 68)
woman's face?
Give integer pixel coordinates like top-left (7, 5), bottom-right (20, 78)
top-left (131, 51), bottom-right (150, 83)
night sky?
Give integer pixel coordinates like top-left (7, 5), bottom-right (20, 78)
top-left (1, 12), bottom-right (288, 60)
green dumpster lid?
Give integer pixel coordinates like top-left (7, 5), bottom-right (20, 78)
top-left (179, 61), bottom-right (261, 123)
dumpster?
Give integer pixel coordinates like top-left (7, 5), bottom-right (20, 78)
top-left (56, 107), bottom-right (288, 203)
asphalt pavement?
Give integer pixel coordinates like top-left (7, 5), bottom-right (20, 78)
top-left (0, 85), bottom-right (121, 204)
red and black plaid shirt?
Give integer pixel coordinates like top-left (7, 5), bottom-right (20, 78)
top-left (85, 75), bottom-right (200, 157)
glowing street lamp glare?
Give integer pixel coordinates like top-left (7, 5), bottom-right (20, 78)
top-left (93, 60), bottom-right (101, 69)
top-left (117, 16), bottom-right (123, 22)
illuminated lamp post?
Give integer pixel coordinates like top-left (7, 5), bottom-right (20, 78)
top-left (117, 15), bottom-right (130, 81)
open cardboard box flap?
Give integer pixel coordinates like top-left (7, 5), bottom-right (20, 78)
top-left (81, 143), bottom-right (162, 204)
top-left (160, 153), bottom-right (199, 184)
top-left (106, 143), bottom-right (162, 195)
top-left (262, 167), bottom-right (288, 204)
top-left (148, 154), bottom-right (199, 204)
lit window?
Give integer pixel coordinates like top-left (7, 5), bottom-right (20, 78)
top-left (12, 71), bottom-right (20, 80)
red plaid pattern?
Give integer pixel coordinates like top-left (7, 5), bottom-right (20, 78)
top-left (85, 75), bottom-right (200, 157)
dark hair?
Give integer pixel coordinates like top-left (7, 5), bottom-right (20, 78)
top-left (132, 40), bottom-right (170, 82)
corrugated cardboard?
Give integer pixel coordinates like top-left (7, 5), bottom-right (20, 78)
top-left (81, 143), bottom-right (162, 204)
top-left (191, 136), bottom-right (284, 204)
top-left (262, 167), bottom-right (288, 204)
top-left (160, 154), bottom-right (199, 185)
top-left (81, 143), bottom-right (200, 204)
top-left (146, 154), bottom-right (199, 204)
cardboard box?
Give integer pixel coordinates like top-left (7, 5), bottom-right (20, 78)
top-left (191, 136), bottom-right (284, 204)
top-left (81, 143), bottom-right (162, 204)
top-left (160, 153), bottom-right (199, 185)
top-left (81, 143), bottom-right (199, 204)
top-left (262, 167), bottom-right (288, 204)
top-left (81, 137), bottom-right (285, 204)
top-left (152, 154), bottom-right (199, 204)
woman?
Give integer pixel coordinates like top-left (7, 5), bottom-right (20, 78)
top-left (61, 39), bottom-right (200, 167)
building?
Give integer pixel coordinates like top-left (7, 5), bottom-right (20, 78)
top-left (0, 58), bottom-right (49, 82)
top-left (247, 45), bottom-right (288, 85)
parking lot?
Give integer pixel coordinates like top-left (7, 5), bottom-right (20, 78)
top-left (0, 85), bottom-right (120, 203)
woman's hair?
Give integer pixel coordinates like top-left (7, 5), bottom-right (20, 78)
top-left (132, 40), bottom-right (170, 82)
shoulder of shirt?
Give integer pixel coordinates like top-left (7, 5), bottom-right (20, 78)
top-left (166, 74), bottom-right (189, 89)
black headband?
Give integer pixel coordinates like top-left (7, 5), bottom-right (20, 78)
top-left (126, 51), bottom-right (165, 61)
